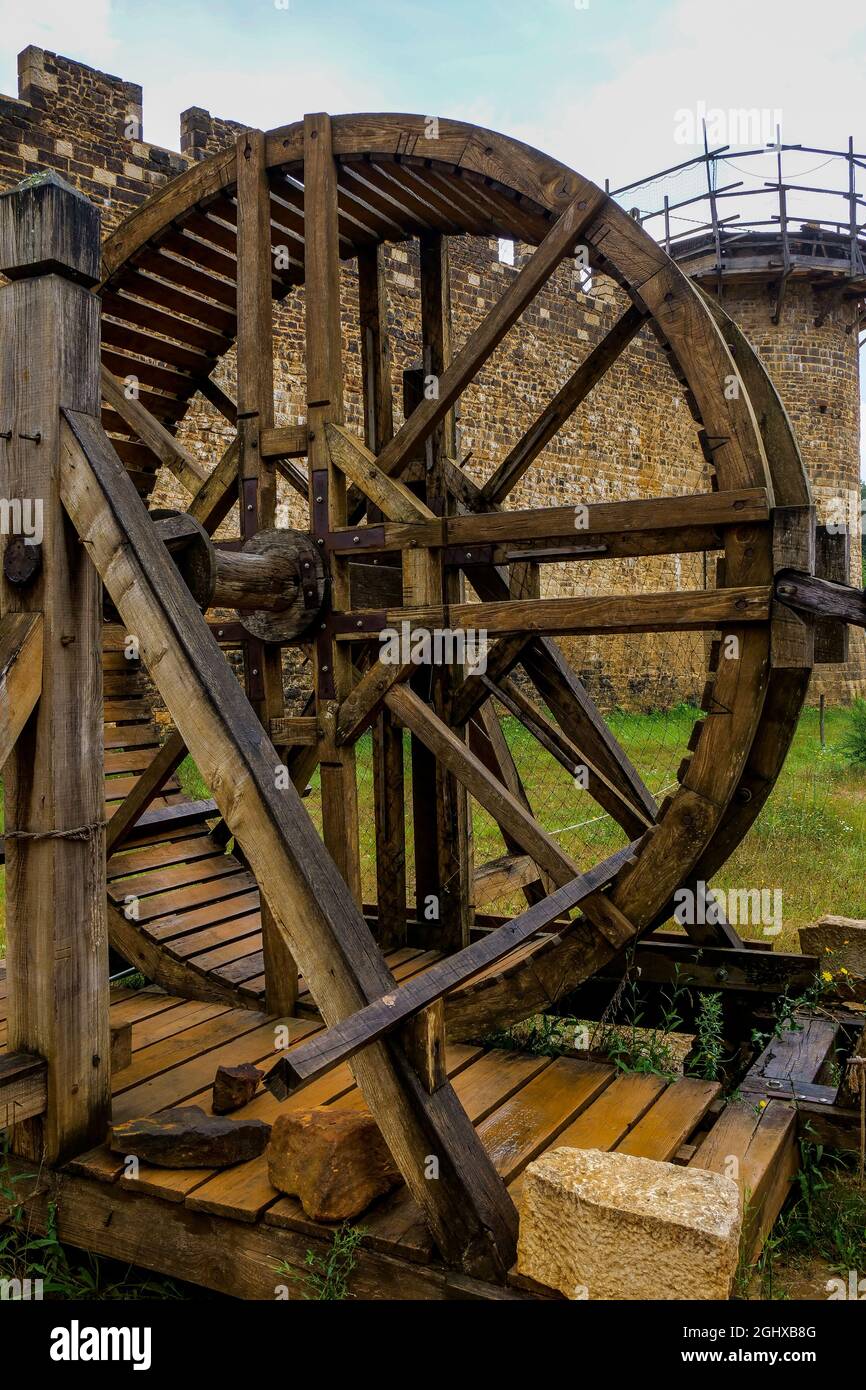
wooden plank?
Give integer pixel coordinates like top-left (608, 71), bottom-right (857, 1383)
top-left (0, 1051), bottom-right (47, 1128)
top-left (615, 1077), bottom-right (720, 1160)
top-left (0, 612), bottom-right (42, 766)
top-left (478, 1057), bottom-right (614, 1181)
top-left (1, 182), bottom-right (111, 1164)
top-left (59, 408), bottom-right (519, 1281)
top-left (265, 842), bottom-right (634, 1097)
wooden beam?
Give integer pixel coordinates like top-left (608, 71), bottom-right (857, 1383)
top-left (59, 405), bottom-right (519, 1281)
top-left (236, 127), bottom-right (297, 1017)
top-left (363, 183), bottom-right (606, 492)
top-left (100, 365), bottom-right (208, 496)
top-left (260, 424), bottom-right (309, 458)
top-left (332, 488), bottom-right (769, 552)
top-left (420, 230), bottom-right (473, 953)
top-left (267, 842), bottom-right (635, 1097)
top-left (186, 435), bottom-right (240, 535)
top-left (306, 112), bottom-right (363, 907)
top-left (1, 177), bottom-right (110, 1164)
top-left (0, 1052), bottom-right (48, 1129)
top-left (358, 243), bottom-right (406, 950)
top-left (481, 304), bottom-right (648, 504)
top-left (343, 587), bottom-right (771, 638)
top-left (775, 570), bottom-right (866, 629)
top-left (327, 422), bottom-right (437, 523)
top-left (0, 612), bottom-right (43, 767)
top-left (473, 853), bottom-right (540, 908)
top-left (385, 683), bottom-right (580, 886)
top-left (336, 655), bottom-right (414, 745)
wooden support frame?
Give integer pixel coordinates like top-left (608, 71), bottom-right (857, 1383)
top-left (60, 355), bottom-right (518, 1289)
top-left (0, 174), bottom-right (111, 1163)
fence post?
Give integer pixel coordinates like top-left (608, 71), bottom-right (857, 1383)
top-left (0, 172), bottom-right (110, 1163)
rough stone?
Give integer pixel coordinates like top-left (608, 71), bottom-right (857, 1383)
top-left (799, 916), bottom-right (866, 988)
top-left (110, 1105), bottom-right (271, 1168)
top-left (517, 1147), bottom-right (741, 1300)
top-left (212, 1062), bottom-right (263, 1114)
top-left (267, 1106), bottom-right (402, 1222)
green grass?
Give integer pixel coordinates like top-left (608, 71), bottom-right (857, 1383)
top-left (1, 702), bottom-right (865, 959)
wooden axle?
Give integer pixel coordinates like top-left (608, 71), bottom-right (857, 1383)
top-left (213, 544), bottom-right (300, 612)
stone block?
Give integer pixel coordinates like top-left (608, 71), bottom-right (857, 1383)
top-left (267, 1106), bottom-right (402, 1222)
top-left (799, 916), bottom-right (866, 986)
top-left (110, 1105), bottom-right (270, 1168)
top-left (517, 1147), bottom-right (741, 1300)
top-left (212, 1062), bottom-right (263, 1114)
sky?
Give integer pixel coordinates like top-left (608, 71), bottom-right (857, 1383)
top-left (1, 0), bottom-right (864, 464)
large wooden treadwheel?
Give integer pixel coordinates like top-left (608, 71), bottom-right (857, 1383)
top-left (87, 113), bottom-right (813, 1279)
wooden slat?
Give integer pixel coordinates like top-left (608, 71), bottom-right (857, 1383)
top-left (101, 366), bottom-right (208, 496)
top-left (0, 1051), bottom-right (47, 1128)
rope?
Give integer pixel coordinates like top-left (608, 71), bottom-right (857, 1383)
top-left (4, 821), bottom-right (107, 843)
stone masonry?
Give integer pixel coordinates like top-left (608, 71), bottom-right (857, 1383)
top-left (1, 45), bottom-right (862, 707)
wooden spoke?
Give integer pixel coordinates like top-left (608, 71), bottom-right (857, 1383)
top-left (354, 182), bottom-right (605, 497)
top-left (481, 304), bottom-right (649, 505)
top-left (101, 365), bottom-right (208, 497)
top-left (326, 423), bottom-right (435, 523)
top-left (106, 728), bottom-right (187, 854)
top-left (385, 683), bottom-right (580, 887)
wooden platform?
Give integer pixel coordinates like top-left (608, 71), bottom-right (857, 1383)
top-left (0, 973), bottom-right (804, 1299)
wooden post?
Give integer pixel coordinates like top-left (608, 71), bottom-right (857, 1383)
top-left (420, 232), bottom-right (472, 950)
top-left (235, 129), bottom-right (297, 1015)
top-left (0, 172), bottom-right (110, 1162)
top-left (358, 245), bottom-right (407, 947)
top-left (305, 113), bottom-right (362, 903)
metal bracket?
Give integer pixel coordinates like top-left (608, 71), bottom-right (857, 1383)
top-left (443, 543), bottom-right (495, 567)
top-left (326, 525), bottom-right (387, 553)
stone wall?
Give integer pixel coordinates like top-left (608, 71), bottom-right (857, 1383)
top-left (1, 45), bottom-right (862, 709)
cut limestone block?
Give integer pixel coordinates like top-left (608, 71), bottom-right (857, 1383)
top-left (267, 1106), bottom-right (402, 1222)
top-left (517, 1147), bottom-right (741, 1300)
top-left (799, 917), bottom-right (866, 994)
top-left (212, 1062), bottom-right (263, 1114)
top-left (110, 1106), bottom-right (270, 1168)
